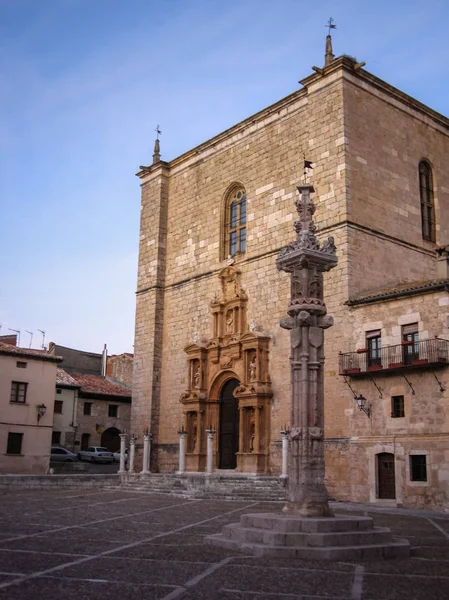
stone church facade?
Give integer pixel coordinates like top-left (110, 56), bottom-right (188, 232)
top-left (132, 40), bottom-right (449, 510)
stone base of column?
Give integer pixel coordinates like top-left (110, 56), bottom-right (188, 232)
top-left (282, 500), bottom-right (334, 518)
top-left (206, 513), bottom-right (410, 560)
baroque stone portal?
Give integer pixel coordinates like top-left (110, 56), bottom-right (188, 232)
top-left (180, 267), bottom-right (273, 473)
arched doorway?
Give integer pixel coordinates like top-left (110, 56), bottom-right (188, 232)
top-left (219, 378), bottom-right (240, 469)
top-left (101, 427), bottom-right (121, 452)
top-left (377, 452), bottom-right (396, 499)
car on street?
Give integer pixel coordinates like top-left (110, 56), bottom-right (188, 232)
top-left (78, 446), bottom-right (114, 463)
top-left (113, 449), bottom-right (127, 463)
top-left (50, 447), bottom-right (78, 462)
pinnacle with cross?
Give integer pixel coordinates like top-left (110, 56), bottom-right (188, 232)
top-left (153, 124), bottom-right (162, 164)
top-left (325, 17), bottom-right (336, 66)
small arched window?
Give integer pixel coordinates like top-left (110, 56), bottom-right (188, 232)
top-left (225, 188), bottom-right (247, 258)
top-left (419, 161), bottom-right (435, 242)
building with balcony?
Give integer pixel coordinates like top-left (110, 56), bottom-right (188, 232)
top-left (131, 34), bottom-right (449, 510)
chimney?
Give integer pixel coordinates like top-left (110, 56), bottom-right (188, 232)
top-left (0, 334), bottom-right (17, 347)
top-left (101, 343), bottom-right (108, 377)
top-left (436, 246), bottom-right (449, 279)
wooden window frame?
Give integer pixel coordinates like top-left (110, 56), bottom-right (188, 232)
top-left (410, 454), bottom-right (427, 482)
top-left (419, 161), bottom-right (435, 242)
top-left (7, 432), bottom-right (23, 455)
top-left (391, 395), bottom-right (405, 418)
top-left (10, 381), bottom-right (28, 403)
top-left (83, 402), bottom-right (92, 416)
top-left (54, 400), bottom-right (63, 414)
top-left (108, 404), bottom-right (118, 418)
top-left (366, 330), bottom-right (381, 368)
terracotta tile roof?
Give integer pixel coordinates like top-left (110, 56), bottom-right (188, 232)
top-left (56, 368), bottom-right (80, 388)
top-left (346, 278), bottom-right (449, 306)
top-left (0, 342), bottom-right (63, 363)
top-left (70, 372), bottom-right (131, 398)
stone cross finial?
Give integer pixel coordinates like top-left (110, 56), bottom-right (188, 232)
top-left (152, 125), bottom-right (162, 164)
top-left (324, 18), bottom-right (336, 66)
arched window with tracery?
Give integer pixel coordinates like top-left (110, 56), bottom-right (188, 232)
top-left (224, 187), bottom-right (247, 258)
top-left (419, 160), bottom-right (435, 242)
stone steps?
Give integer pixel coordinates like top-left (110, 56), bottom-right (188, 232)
top-left (205, 512), bottom-right (410, 560)
top-left (119, 474), bottom-right (287, 501)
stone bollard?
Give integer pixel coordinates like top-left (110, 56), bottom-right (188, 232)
top-left (118, 433), bottom-right (127, 474)
top-left (205, 428), bottom-right (216, 474)
top-left (141, 432), bottom-right (152, 475)
top-left (129, 435), bottom-right (136, 474)
top-left (280, 428), bottom-right (289, 479)
top-left (178, 427), bottom-right (187, 474)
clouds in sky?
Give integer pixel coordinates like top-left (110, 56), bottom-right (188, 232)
top-left (0, 0), bottom-right (447, 353)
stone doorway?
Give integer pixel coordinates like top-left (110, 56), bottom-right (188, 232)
top-left (377, 452), bottom-right (396, 499)
top-left (101, 427), bottom-right (121, 452)
top-left (219, 379), bottom-right (240, 469)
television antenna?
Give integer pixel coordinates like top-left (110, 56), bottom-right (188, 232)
top-left (25, 330), bottom-right (33, 348)
top-left (37, 329), bottom-right (46, 349)
top-left (8, 328), bottom-right (20, 346)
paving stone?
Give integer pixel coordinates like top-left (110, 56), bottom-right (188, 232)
top-left (0, 578), bottom-right (170, 600)
top-left (363, 573), bottom-right (449, 600)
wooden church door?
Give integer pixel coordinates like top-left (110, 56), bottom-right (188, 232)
top-left (219, 379), bottom-right (240, 469)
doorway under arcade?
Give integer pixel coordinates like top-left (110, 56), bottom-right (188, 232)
top-left (180, 267), bottom-right (273, 473)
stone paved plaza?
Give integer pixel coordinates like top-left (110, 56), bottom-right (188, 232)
top-left (0, 489), bottom-right (448, 599)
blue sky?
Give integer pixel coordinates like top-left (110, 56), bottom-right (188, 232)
top-left (0, 0), bottom-right (447, 354)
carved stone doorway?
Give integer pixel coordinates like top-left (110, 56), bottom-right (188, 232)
top-left (219, 379), bottom-right (240, 469)
top-left (377, 452), bottom-right (396, 499)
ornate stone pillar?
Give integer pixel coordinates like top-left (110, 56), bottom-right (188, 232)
top-left (178, 426), bottom-right (187, 473)
top-left (141, 431), bottom-right (151, 474)
top-left (118, 433), bottom-right (127, 474)
top-left (128, 435), bottom-right (136, 474)
top-left (280, 428), bottom-right (289, 478)
top-left (276, 184), bottom-right (338, 516)
top-left (205, 427), bottom-right (216, 474)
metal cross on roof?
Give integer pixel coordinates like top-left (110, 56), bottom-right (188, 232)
top-left (155, 124), bottom-right (162, 140)
top-left (326, 17), bottom-right (336, 35)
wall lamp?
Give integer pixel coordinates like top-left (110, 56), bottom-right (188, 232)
top-left (355, 394), bottom-right (371, 418)
top-left (37, 403), bottom-right (47, 422)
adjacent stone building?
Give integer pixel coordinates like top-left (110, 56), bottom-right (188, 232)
top-left (49, 343), bottom-right (132, 452)
top-left (132, 37), bottom-right (449, 509)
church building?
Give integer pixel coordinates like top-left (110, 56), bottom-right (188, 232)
top-left (132, 34), bottom-right (449, 510)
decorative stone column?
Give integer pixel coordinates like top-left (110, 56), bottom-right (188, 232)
top-left (207, 181), bottom-right (410, 560)
top-left (178, 426), bottom-right (187, 474)
top-left (276, 184), bottom-right (338, 516)
top-left (129, 435), bottom-right (136, 474)
top-left (141, 431), bottom-right (152, 475)
top-left (118, 433), bottom-right (127, 474)
top-left (205, 427), bottom-right (216, 474)
top-left (280, 428), bottom-right (289, 478)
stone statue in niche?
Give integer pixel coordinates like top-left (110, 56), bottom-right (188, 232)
top-left (249, 354), bottom-right (257, 382)
top-left (188, 413), bottom-right (198, 453)
top-left (309, 272), bottom-right (323, 299)
top-left (193, 364), bottom-right (201, 388)
top-left (291, 271), bottom-right (302, 300)
top-left (249, 408), bottom-right (256, 453)
top-left (226, 311), bottom-right (234, 333)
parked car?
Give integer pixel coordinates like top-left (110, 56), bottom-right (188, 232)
top-left (50, 447), bottom-right (78, 462)
top-left (78, 446), bottom-right (114, 463)
top-left (113, 449), bottom-right (128, 463)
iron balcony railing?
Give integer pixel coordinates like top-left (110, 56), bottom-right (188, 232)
top-left (339, 338), bottom-right (449, 376)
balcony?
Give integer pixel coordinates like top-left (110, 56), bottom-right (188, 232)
top-left (339, 338), bottom-right (449, 377)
